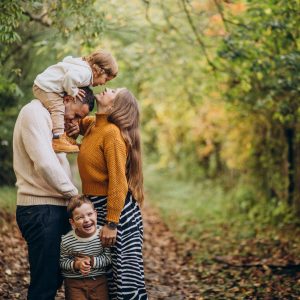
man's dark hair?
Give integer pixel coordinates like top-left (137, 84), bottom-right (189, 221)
top-left (81, 86), bottom-right (95, 111)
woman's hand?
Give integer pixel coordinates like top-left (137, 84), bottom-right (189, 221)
top-left (100, 225), bottom-right (117, 247)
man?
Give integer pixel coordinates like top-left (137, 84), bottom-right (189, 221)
top-left (13, 87), bottom-right (95, 300)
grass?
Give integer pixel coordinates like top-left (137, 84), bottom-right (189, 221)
top-left (144, 165), bottom-right (229, 238)
top-left (0, 185), bottom-right (17, 213)
top-left (144, 164), bottom-right (300, 259)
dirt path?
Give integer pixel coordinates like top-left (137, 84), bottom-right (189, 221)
top-left (0, 205), bottom-right (201, 300)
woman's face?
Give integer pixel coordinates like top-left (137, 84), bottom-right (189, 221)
top-left (95, 88), bottom-right (122, 111)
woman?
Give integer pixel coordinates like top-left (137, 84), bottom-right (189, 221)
top-left (77, 88), bottom-right (148, 300)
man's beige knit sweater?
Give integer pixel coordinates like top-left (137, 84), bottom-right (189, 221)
top-left (13, 100), bottom-right (78, 206)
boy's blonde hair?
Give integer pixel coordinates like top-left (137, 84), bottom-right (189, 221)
top-left (67, 195), bottom-right (94, 219)
top-left (83, 49), bottom-right (118, 78)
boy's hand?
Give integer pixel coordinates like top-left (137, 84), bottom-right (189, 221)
top-left (74, 256), bottom-right (91, 276)
top-left (76, 89), bottom-right (86, 102)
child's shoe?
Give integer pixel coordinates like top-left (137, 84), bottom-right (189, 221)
top-left (52, 133), bottom-right (79, 153)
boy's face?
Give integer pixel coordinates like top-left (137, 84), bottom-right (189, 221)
top-left (70, 203), bottom-right (97, 238)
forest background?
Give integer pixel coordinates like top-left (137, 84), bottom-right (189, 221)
top-left (1, 0), bottom-right (300, 298)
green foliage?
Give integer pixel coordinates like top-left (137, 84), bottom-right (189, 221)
top-left (218, 0), bottom-right (300, 124)
top-left (145, 165), bottom-right (298, 242)
top-left (0, 0), bottom-right (24, 43)
top-left (0, 107), bottom-right (18, 185)
top-left (0, 186), bottom-right (16, 212)
top-left (217, 0), bottom-right (300, 210)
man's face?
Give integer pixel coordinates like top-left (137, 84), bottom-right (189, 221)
top-left (64, 96), bottom-right (90, 130)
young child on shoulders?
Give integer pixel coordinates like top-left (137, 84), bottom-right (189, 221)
top-left (60, 195), bottom-right (111, 300)
top-left (33, 49), bottom-right (118, 153)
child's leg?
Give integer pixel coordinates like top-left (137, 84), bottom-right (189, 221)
top-left (88, 276), bottom-right (109, 300)
top-left (64, 278), bottom-right (88, 300)
top-left (32, 85), bottom-right (79, 153)
top-left (32, 84), bottom-right (65, 135)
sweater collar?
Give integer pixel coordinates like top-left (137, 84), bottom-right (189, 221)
top-left (95, 113), bottom-right (109, 127)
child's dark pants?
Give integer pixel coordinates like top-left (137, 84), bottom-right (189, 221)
top-left (64, 275), bottom-right (109, 300)
top-left (16, 205), bottom-right (70, 300)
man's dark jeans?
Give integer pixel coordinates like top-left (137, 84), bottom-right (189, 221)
top-left (16, 205), bottom-right (70, 300)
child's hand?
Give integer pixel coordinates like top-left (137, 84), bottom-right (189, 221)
top-left (76, 89), bottom-right (86, 102)
top-left (74, 256), bottom-right (91, 276)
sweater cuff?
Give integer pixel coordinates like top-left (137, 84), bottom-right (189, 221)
top-left (106, 192), bottom-right (127, 223)
top-left (106, 209), bottom-right (122, 223)
top-left (63, 187), bottom-right (78, 199)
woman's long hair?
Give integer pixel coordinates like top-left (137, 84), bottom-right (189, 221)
top-left (108, 89), bottom-right (144, 205)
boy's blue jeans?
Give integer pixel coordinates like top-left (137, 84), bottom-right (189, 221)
top-left (16, 205), bottom-right (70, 300)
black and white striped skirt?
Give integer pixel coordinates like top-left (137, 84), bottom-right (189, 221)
top-left (88, 193), bottom-right (148, 300)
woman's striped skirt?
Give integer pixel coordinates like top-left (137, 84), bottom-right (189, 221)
top-left (88, 193), bottom-right (148, 300)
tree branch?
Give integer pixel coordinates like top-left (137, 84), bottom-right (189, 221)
top-left (22, 10), bottom-right (52, 27)
top-left (213, 0), bottom-right (229, 33)
top-left (180, 0), bottom-right (217, 71)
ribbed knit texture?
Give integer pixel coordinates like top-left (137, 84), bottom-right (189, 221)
top-left (13, 100), bottom-right (78, 206)
top-left (60, 226), bottom-right (111, 279)
top-left (78, 114), bottom-right (128, 223)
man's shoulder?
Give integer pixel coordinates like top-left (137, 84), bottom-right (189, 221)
top-left (22, 99), bottom-right (46, 110)
top-left (18, 100), bottom-right (49, 121)
top-left (20, 99), bottom-right (48, 114)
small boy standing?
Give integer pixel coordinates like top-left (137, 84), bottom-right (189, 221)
top-left (60, 195), bottom-right (111, 300)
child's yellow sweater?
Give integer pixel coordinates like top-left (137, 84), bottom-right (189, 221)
top-left (78, 113), bottom-right (128, 223)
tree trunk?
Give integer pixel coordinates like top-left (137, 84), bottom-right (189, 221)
top-left (292, 125), bottom-right (300, 215)
top-left (285, 127), bottom-right (295, 206)
top-left (285, 125), bottom-right (300, 214)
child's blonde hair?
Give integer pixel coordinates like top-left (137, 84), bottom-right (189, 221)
top-left (83, 49), bottom-right (118, 78)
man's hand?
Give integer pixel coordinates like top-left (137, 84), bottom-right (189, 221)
top-left (100, 225), bottom-right (117, 247)
top-left (65, 121), bottom-right (80, 138)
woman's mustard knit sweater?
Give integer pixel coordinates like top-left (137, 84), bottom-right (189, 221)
top-left (77, 113), bottom-right (128, 223)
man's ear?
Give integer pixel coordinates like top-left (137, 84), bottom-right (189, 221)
top-left (63, 95), bottom-right (74, 103)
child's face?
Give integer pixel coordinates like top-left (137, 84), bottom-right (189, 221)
top-left (92, 73), bottom-right (115, 87)
top-left (70, 203), bottom-right (97, 238)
